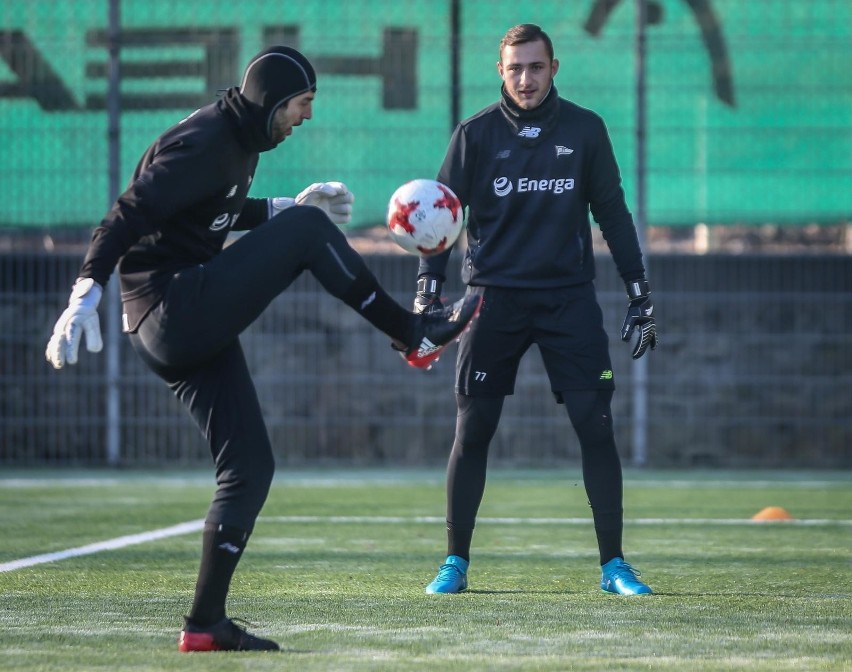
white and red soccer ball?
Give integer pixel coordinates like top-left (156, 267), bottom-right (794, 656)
top-left (386, 179), bottom-right (463, 256)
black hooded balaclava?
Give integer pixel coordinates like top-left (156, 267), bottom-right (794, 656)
top-left (219, 45), bottom-right (317, 152)
top-left (239, 46), bottom-right (317, 140)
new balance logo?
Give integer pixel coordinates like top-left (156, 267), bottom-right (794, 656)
top-left (495, 149), bottom-right (511, 159)
top-left (225, 184), bottom-right (237, 198)
top-left (600, 370), bottom-right (613, 380)
top-left (218, 542), bottom-right (242, 554)
top-left (518, 126), bottom-right (541, 138)
top-left (556, 145), bottom-right (574, 157)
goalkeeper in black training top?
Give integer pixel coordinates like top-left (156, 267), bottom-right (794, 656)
top-left (417, 24), bottom-right (656, 597)
top-left (45, 45), bottom-right (481, 652)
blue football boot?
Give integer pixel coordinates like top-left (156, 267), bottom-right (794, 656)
top-left (425, 555), bottom-right (469, 594)
top-left (600, 557), bottom-right (653, 595)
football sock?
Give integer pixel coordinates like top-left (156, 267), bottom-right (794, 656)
top-left (305, 219), bottom-right (413, 343)
top-left (340, 269), bottom-right (413, 344)
top-left (187, 523), bottom-right (250, 626)
top-left (595, 526), bottom-right (624, 566)
top-left (447, 525), bottom-right (473, 562)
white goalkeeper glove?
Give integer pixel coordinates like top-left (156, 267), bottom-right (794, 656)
top-left (267, 181), bottom-right (354, 225)
top-left (45, 277), bottom-right (103, 370)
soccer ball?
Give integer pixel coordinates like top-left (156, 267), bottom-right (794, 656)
top-left (386, 179), bottom-right (463, 256)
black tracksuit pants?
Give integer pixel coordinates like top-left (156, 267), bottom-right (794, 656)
top-left (128, 207), bottom-right (381, 530)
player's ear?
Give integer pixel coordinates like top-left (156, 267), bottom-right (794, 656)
top-left (497, 61), bottom-right (504, 78)
top-left (551, 58), bottom-right (559, 77)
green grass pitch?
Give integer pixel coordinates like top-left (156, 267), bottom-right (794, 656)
top-left (1, 468), bottom-right (850, 671)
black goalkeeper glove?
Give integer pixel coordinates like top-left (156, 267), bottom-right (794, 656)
top-left (620, 278), bottom-right (657, 359)
top-left (414, 274), bottom-right (445, 315)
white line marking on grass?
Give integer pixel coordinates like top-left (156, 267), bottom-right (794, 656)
top-left (0, 519), bottom-right (204, 573)
top-left (261, 515), bottom-right (852, 526)
top-left (4, 514), bottom-right (850, 574)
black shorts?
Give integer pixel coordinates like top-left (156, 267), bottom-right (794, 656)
top-left (456, 284), bottom-right (615, 398)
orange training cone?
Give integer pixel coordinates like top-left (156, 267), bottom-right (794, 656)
top-left (751, 506), bottom-right (793, 521)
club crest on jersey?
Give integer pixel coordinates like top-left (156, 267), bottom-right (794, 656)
top-left (556, 145), bottom-right (574, 157)
top-left (518, 126), bottom-right (541, 138)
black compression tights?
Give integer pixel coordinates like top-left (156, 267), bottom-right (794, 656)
top-left (444, 390), bottom-right (623, 564)
top-left (445, 395), bottom-right (504, 559)
top-left (565, 389), bottom-right (624, 563)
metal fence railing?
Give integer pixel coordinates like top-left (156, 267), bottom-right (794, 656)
top-left (3, 251), bottom-right (850, 468)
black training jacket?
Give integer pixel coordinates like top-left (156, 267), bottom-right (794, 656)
top-left (419, 94), bottom-right (646, 288)
top-left (77, 91), bottom-right (271, 332)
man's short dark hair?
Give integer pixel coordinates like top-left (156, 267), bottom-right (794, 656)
top-left (499, 24), bottom-right (555, 62)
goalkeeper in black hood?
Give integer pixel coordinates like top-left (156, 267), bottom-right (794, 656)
top-left (417, 25), bottom-right (657, 598)
top-left (45, 46), bottom-right (481, 652)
